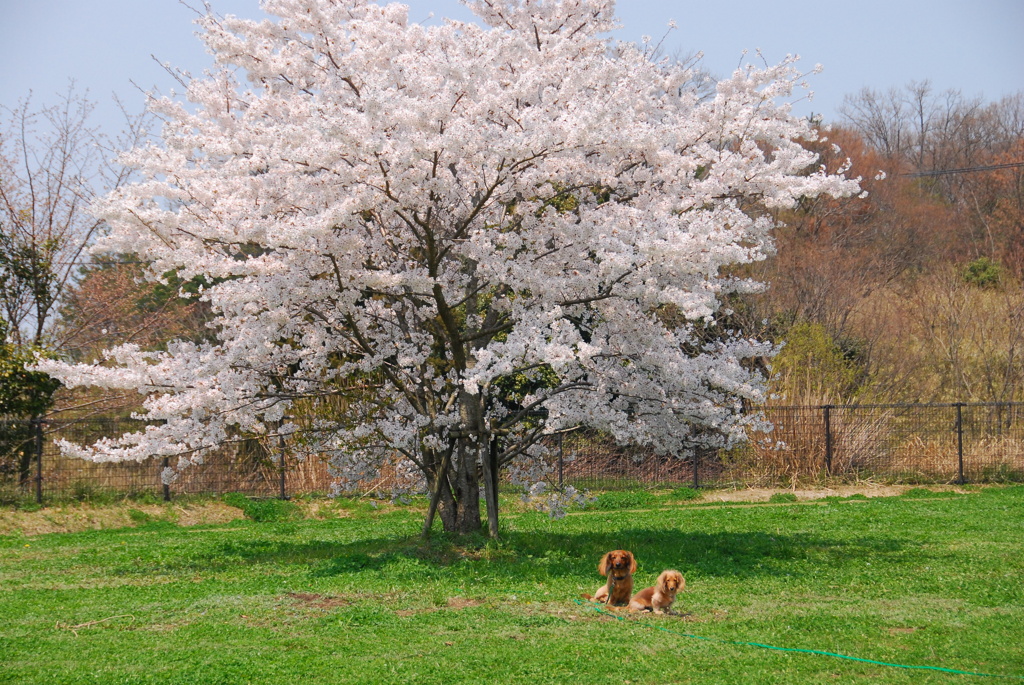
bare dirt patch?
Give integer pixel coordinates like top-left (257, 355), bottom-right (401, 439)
top-left (286, 592), bottom-right (352, 610)
top-left (394, 597), bottom-right (483, 617)
top-left (446, 596), bottom-right (482, 610)
top-left (700, 483), bottom-right (965, 504)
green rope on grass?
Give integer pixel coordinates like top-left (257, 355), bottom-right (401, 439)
top-left (573, 599), bottom-right (1024, 680)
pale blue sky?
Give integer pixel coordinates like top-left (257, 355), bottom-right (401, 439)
top-left (1, 0), bottom-right (1022, 137)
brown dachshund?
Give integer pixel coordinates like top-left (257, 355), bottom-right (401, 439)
top-left (590, 550), bottom-right (637, 606)
top-left (628, 569), bottom-right (685, 614)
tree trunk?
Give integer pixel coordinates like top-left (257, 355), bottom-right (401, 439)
top-left (437, 477), bottom-right (460, 533)
top-left (421, 441), bottom-right (484, 536)
top-left (453, 438), bottom-right (481, 534)
top-left (481, 435), bottom-right (500, 538)
top-left (422, 447), bottom-right (454, 537)
top-left (422, 390), bottom-right (493, 537)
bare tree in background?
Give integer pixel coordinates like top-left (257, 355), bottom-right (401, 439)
top-left (0, 84), bottom-right (145, 347)
top-left (841, 84), bottom-right (1024, 273)
top-left (839, 80), bottom-right (987, 172)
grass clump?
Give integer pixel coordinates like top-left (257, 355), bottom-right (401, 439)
top-left (768, 492), bottom-right (799, 504)
top-left (126, 508), bottom-right (154, 525)
top-left (590, 489), bottom-right (656, 510)
top-left (668, 486), bottom-right (703, 502)
top-left (223, 492), bottom-right (301, 522)
top-left (821, 493), bottom-right (871, 503)
top-left (901, 487), bottom-right (937, 499)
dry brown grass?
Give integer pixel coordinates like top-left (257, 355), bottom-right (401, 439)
top-left (0, 501), bottom-right (245, 536)
top-left (723, 394), bottom-right (894, 486)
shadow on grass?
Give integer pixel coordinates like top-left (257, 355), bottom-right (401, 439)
top-left (507, 528), bottom-right (910, 580)
top-left (204, 527), bottom-right (921, 585)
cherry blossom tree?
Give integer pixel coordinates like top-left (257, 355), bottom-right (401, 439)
top-left (36, 0), bottom-right (860, 536)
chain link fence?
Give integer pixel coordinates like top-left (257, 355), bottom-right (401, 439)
top-left (0, 418), bottom-right (332, 503)
top-left (547, 403), bottom-right (1023, 490)
top-left (2, 402), bottom-right (1023, 503)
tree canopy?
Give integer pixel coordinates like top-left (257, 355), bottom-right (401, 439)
top-left (37, 0), bottom-right (859, 535)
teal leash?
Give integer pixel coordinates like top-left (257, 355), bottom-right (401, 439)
top-left (573, 599), bottom-right (1024, 680)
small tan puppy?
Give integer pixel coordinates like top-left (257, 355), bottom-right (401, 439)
top-left (629, 569), bottom-right (685, 614)
top-left (590, 550), bottom-right (638, 606)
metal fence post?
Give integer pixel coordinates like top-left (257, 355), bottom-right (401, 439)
top-left (33, 418), bottom-right (44, 505)
top-left (823, 405), bottom-right (833, 475)
top-left (692, 449), bottom-right (699, 490)
top-left (161, 456), bottom-right (171, 502)
top-left (279, 432), bottom-right (287, 500)
top-left (955, 403), bottom-right (965, 485)
top-left (557, 433), bottom-right (564, 489)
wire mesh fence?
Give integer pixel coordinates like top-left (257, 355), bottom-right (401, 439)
top-left (733, 403), bottom-right (1024, 486)
top-left (0, 418), bottom-right (335, 503)
top-left (2, 402), bottom-right (1023, 503)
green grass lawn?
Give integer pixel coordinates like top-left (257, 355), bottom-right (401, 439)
top-left (2, 487), bottom-right (1023, 684)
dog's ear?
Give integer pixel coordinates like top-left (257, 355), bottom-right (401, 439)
top-left (598, 552), bottom-right (611, 576)
top-left (627, 552), bottom-right (638, 574)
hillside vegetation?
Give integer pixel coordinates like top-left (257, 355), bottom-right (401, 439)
top-left (748, 85), bottom-right (1024, 405)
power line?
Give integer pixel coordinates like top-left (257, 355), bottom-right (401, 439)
top-left (901, 161), bottom-right (1024, 178)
